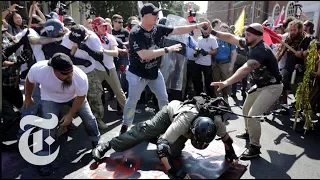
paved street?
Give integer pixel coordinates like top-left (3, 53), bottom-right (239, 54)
top-left (2, 91), bottom-right (320, 179)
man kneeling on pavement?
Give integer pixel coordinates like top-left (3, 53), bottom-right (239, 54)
top-left (92, 94), bottom-right (238, 179)
top-left (24, 53), bottom-right (100, 175)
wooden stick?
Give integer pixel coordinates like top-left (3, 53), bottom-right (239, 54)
top-left (265, 31), bottom-right (298, 54)
top-left (27, 1), bottom-right (37, 29)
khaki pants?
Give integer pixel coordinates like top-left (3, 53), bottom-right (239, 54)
top-left (212, 61), bottom-right (231, 98)
top-left (110, 104), bottom-right (187, 157)
top-left (96, 68), bottom-right (126, 109)
top-left (243, 83), bottom-right (283, 147)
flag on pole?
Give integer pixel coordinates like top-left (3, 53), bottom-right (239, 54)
top-left (137, 1), bottom-right (144, 18)
top-left (273, 6), bottom-right (285, 27)
top-left (234, 7), bottom-right (245, 36)
top-left (263, 26), bottom-right (282, 45)
top-left (158, 2), bottom-right (164, 20)
top-left (187, 2), bottom-right (191, 11)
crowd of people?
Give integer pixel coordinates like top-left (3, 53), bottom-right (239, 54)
top-left (2, 2), bottom-right (320, 178)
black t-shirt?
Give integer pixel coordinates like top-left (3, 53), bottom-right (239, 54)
top-left (128, 24), bottom-right (174, 80)
top-left (242, 39), bottom-right (282, 88)
top-left (112, 28), bottom-right (129, 43)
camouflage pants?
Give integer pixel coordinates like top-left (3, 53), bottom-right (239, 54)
top-left (87, 70), bottom-right (104, 121)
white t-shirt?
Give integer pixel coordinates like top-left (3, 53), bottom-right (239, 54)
top-left (196, 35), bottom-right (218, 66)
top-left (15, 28), bottom-right (46, 73)
top-left (95, 34), bottom-right (118, 71)
top-left (28, 60), bottom-right (89, 103)
top-left (60, 30), bottom-right (103, 73)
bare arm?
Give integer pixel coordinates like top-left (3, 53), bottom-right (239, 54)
top-left (67, 95), bottom-right (86, 117)
top-left (212, 30), bottom-right (244, 48)
top-left (171, 21), bottom-right (209, 35)
top-left (25, 76), bottom-right (36, 100)
top-left (171, 24), bottom-right (197, 35)
top-left (28, 35), bottom-right (62, 45)
top-left (34, 4), bottom-right (46, 22)
top-left (225, 59), bottom-right (260, 86)
top-left (208, 48), bottom-right (218, 55)
top-left (230, 49), bottom-right (238, 66)
top-left (137, 48), bottom-right (167, 61)
top-left (2, 4), bottom-right (18, 22)
top-left (102, 45), bottom-right (119, 57)
top-left (2, 10), bottom-right (10, 22)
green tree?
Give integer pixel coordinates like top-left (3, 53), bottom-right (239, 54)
top-left (89, 1), bottom-right (139, 24)
top-left (183, 2), bottom-right (200, 13)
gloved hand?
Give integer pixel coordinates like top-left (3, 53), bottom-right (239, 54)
top-left (225, 148), bottom-right (238, 162)
top-left (15, 49), bottom-right (32, 66)
top-left (77, 42), bottom-right (89, 51)
top-left (168, 168), bottom-right (189, 179)
top-left (120, 65), bottom-right (126, 72)
top-left (223, 136), bottom-right (238, 163)
top-left (199, 48), bottom-right (208, 56)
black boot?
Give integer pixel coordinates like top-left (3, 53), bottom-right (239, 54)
top-left (119, 125), bottom-right (128, 135)
top-left (236, 132), bottom-right (249, 140)
top-left (92, 142), bottom-right (111, 161)
top-left (241, 144), bottom-right (261, 160)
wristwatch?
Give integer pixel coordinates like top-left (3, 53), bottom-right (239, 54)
top-left (164, 47), bottom-right (169, 53)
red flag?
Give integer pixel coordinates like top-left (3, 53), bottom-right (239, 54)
top-left (263, 26), bottom-right (282, 45)
top-left (273, 6), bottom-right (285, 27)
top-left (59, 15), bottom-right (64, 22)
top-left (263, 32), bottom-right (273, 46)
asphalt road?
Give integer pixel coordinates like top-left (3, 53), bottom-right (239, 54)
top-left (2, 91), bottom-right (320, 179)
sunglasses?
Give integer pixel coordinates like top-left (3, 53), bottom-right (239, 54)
top-left (114, 21), bottom-right (123, 24)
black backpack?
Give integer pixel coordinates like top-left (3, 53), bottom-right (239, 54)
top-left (182, 93), bottom-right (231, 121)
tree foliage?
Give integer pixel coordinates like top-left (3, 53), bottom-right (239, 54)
top-left (183, 3), bottom-right (200, 13)
top-left (39, 1), bottom-right (192, 24)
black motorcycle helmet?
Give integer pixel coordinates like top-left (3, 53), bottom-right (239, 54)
top-left (63, 16), bottom-right (76, 26)
top-left (190, 116), bottom-right (216, 150)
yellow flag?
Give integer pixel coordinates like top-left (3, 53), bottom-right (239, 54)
top-left (234, 7), bottom-right (245, 36)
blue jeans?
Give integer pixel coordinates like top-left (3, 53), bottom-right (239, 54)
top-left (122, 70), bottom-right (168, 126)
top-left (37, 98), bottom-right (100, 156)
top-left (17, 83), bottom-right (41, 139)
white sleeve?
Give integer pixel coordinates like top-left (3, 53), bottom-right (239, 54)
top-left (27, 63), bottom-right (39, 83)
top-left (60, 33), bottom-right (73, 50)
top-left (14, 28), bottom-right (28, 41)
top-left (74, 69), bottom-right (89, 96)
top-left (86, 33), bottom-right (103, 51)
top-left (211, 37), bottom-right (219, 50)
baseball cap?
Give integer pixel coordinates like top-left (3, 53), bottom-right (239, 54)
top-left (48, 53), bottom-right (73, 72)
top-left (140, 3), bottom-right (161, 17)
top-left (93, 17), bottom-right (109, 26)
top-left (69, 24), bottom-right (86, 43)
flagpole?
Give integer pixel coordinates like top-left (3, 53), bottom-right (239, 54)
top-left (251, 1), bottom-right (255, 24)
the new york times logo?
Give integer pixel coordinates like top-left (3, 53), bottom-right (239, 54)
top-left (19, 113), bottom-right (60, 166)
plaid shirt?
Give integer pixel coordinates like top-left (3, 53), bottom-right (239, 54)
top-left (2, 35), bottom-right (20, 88)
